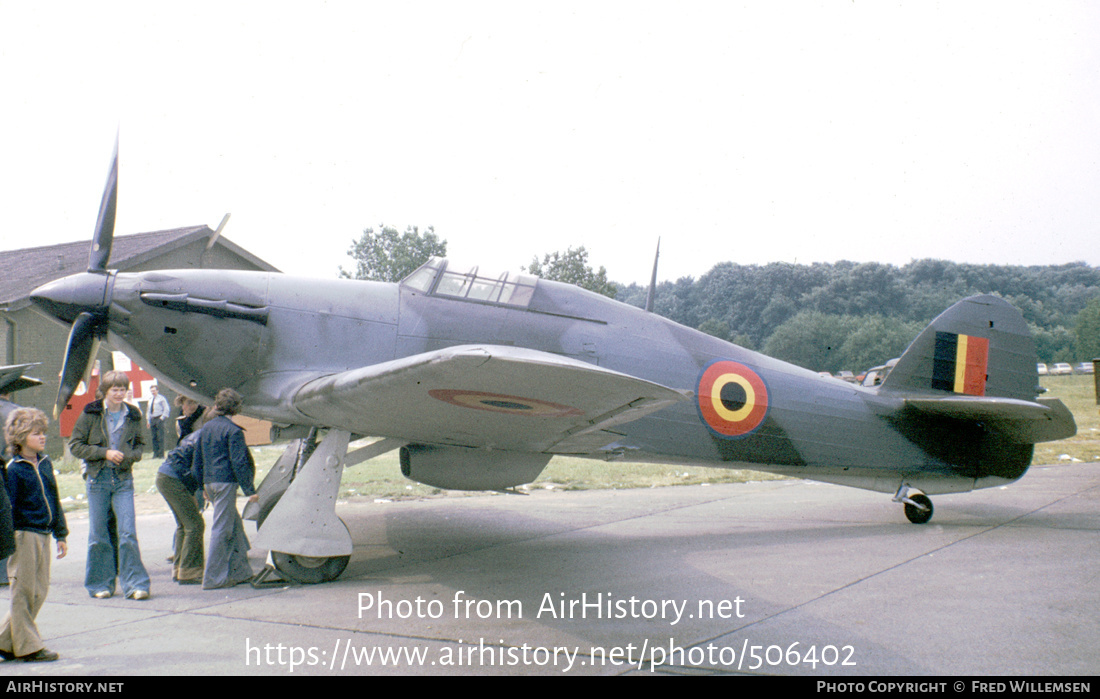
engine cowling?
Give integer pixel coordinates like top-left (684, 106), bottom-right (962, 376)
top-left (399, 444), bottom-right (551, 490)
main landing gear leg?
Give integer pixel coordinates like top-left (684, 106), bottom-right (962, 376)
top-left (251, 429), bottom-right (353, 583)
top-left (244, 429), bottom-right (318, 529)
top-left (893, 483), bottom-right (934, 524)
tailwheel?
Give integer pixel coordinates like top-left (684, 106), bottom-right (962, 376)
top-left (903, 493), bottom-right (934, 524)
top-left (271, 552), bottom-right (350, 584)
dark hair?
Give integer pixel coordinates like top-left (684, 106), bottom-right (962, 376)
top-left (213, 388), bottom-right (242, 417)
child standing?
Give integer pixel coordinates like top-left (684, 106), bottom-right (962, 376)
top-left (0, 408), bottom-right (67, 663)
top-left (69, 370), bottom-right (149, 600)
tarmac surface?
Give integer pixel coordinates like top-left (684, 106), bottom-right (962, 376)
top-left (2, 460), bottom-right (1098, 677)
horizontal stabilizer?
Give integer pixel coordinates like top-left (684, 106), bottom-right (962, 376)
top-left (903, 395), bottom-right (1076, 443)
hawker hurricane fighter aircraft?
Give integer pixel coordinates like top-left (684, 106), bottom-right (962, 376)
top-left (30, 148), bottom-right (1076, 583)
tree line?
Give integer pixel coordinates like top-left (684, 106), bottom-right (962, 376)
top-left (343, 226), bottom-right (1100, 372)
top-left (618, 259), bottom-right (1100, 371)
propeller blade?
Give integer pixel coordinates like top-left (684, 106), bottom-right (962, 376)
top-left (55, 311), bottom-right (101, 417)
top-left (89, 141), bottom-right (118, 273)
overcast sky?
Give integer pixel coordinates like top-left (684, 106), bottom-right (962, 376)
top-left (1, 1), bottom-right (1098, 285)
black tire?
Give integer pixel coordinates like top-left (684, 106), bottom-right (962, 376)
top-left (904, 493), bottom-right (934, 524)
top-left (271, 552), bottom-right (351, 584)
top-left (270, 518), bottom-right (352, 583)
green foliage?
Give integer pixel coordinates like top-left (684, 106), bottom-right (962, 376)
top-left (526, 246), bottom-right (617, 297)
top-left (761, 313), bottom-right (924, 373)
top-left (837, 315), bottom-right (925, 372)
top-left (619, 258), bottom-right (1100, 367)
top-left (1032, 324), bottom-right (1077, 364)
top-left (341, 224), bottom-right (447, 282)
top-left (696, 317), bottom-right (733, 343)
top-left (1075, 297), bottom-right (1100, 361)
top-left (763, 312), bottom-right (862, 373)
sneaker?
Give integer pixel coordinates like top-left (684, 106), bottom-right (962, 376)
top-left (19, 648), bottom-right (59, 662)
top-left (127, 590), bottom-right (150, 600)
top-left (93, 590), bottom-right (112, 599)
top-left (0, 648), bottom-right (15, 661)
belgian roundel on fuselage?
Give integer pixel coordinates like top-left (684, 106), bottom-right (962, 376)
top-left (696, 360), bottom-right (770, 438)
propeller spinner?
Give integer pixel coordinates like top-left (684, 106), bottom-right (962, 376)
top-left (30, 142), bottom-right (118, 416)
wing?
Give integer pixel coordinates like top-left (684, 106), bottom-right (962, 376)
top-left (902, 395), bottom-right (1076, 443)
top-left (0, 363), bottom-right (42, 394)
top-left (291, 345), bottom-right (691, 453)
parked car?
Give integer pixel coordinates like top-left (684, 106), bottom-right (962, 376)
top-left (1051, 362), bottom-right (1073, 375)
top-left (861, 358), bottom-right (899, 388)
top-left (1075, 362), bottom-right (1095, 375)
top-left (1037, 363), bottom-right (1049, 376)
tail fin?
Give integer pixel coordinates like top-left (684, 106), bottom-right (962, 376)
top-left (877, 295), bottom-right (1074, 483)
top-left (880, 295), bottom-right (1036, 401)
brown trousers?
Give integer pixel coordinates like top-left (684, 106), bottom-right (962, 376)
top-left (0, 531), bottom-right (51, 657)
top-left (156, 473), bottom-right (205, 583)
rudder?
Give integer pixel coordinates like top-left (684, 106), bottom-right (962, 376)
top-left (880, 295), bottom-right (1037, 401)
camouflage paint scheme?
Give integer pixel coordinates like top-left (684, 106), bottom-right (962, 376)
top-left (26, 147), bottom-right (1077, 582)
top-left (34, 260), bottom-right (1074, 497)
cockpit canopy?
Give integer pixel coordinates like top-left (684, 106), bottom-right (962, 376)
top-left (401, 258), bottom-right (538, 309)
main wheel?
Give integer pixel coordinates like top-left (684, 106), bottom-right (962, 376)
top-left (903, 493), bottom-right (934, 524)
top-left (270, 518), bottom-right (352, 583)
top-left (272, 552), bottom-right (350, 584)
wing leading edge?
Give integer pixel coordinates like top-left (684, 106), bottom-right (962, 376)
top-left (0, 363), bottom-right (42, 394)
top-left (291, 345), bottom-right (691, 454)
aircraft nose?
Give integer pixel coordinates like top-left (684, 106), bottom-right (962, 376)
top-left (30, 272), bottom-right (111, 324)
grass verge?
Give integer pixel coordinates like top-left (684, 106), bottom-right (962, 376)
top-left (51, 441), bottom-right (787, 515)
top-left (1033, 374), bottom-right (1100, 465)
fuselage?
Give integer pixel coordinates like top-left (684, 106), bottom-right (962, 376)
top-left (60, 263), bottom-right (984, 495)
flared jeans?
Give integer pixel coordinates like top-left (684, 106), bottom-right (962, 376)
top-left (85, 469), bottom-right (150, 597)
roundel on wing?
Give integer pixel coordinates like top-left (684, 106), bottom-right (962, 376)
top-left (428, 389), bottom-right (583, 417)
top-left (696, 360), bottom-right (769, 438)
